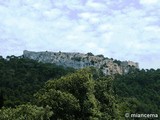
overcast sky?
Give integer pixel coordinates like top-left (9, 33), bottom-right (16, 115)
top-left (0, 0), bottom-right (160, 69)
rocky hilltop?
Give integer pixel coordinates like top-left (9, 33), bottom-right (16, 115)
top-left (23, 50), bottom-right (139, 75)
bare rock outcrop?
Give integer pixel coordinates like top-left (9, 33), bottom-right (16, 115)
top-left (23, 50), bottom-right (139, 75)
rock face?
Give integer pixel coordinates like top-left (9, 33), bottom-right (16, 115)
top-left (23, 50), bottom-right (139, 75)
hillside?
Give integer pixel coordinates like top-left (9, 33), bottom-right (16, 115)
top-left (0, 55), bottom-right (75, 107)
top-left (23, 50), bottom-right (139, 75)
top-left (0, 54), bottom-right (159, 120)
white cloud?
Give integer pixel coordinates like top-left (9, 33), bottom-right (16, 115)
top-left (0, 0), bottom-right (159, 69)
top-left (144, 26), bottom-right (160, 33)
top-left (53, 0), bottom-right (84, 11)
top-left (43, 9), bottom-right (62, 19)
top-left (78, 12), bottom-right (101, 24)
top-left (98, 24), bottom-right (113, 32)
top-left (85, 0), bottom-right (106, 11)
top-left (140, 0), bottom-right (159, 5)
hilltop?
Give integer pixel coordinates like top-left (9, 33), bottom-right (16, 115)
top-left (23, 50), bottom-right (139, 75)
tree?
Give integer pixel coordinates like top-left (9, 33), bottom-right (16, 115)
top-left (0, 90), bottom-right (4, 109)
top-left (35, 68), bottom-right (102, 120)
top-left (87, 52), bottom-right (94, 56)
top-left (0, 56), bottom-right (75, 107)
top-left (0, 104), bottom-right (53, 120)
top-left (113, 69), bottom-right (160, 117)
top-left (95, 77), bottom-right (119, 119)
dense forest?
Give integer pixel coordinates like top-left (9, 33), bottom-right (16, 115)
top-left (0, 55), bottom-right (159, 120)
top-left (0, 55), bottom-right (75, 107)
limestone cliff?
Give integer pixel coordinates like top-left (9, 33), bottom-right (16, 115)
top-left (23, 50), bottom-right (139, 75)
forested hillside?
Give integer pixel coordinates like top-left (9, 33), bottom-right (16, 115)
top-left (0, 55), bottom-right (159, 120)
top-left (113, 69), bottom-right (160, 116)
top-left (0, 55), bottom-right (75, 107)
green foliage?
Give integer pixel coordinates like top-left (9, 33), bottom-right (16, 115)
top-left (0, 90), bottom-right (4, 108)
top-left (95, 77), bottom-right (119, 119)
top-left (35, 89), bottom-right (80, 120)
top-left (96, 54), bottom-right (104, 58)
top-left (35, 69), bottom-right (100, 120)
top-left (0, 55), bottom-right (75, 107)
top-left (0, 104), bottom-right (53, 120)
top-left (1, 55), bottom-right (160, 120)
top-left (113, 69), bottom-right (160, 118)
top-left (113, 59), bottom-right (121, 66)
top-left (87, 52), bottom-right (94, 56)
top-left (90, 60), bottom-right (95, 65)
top-left (71, 57), bottom-right (81, 61)
top-left (35, 68), bottom-right (117, 119)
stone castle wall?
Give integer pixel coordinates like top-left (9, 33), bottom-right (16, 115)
top-left (23, 50), bottom-right (139, 75)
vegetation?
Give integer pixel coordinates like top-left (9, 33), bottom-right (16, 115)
top-left (0, 55), bottom-right (160, 119)
top-left (113, 59), bottom-right (121, 66)
top-left (0, 104), bottom-right (53, 120)
top-left (96, 54), bottom-right (104, 58)
top-left (71, 57), bottom-right (81, 61)
top-left (0, 55), bottom-right (75, 107)
top-left (34, 68), bottom-right (118, 120)
top-left (87, 52), bottom-right (94, 56)
top-left (113, 69), bottom-right (160, 116)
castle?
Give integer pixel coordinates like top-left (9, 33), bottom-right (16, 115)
top-left (23, 50), bottom-right (139, 75)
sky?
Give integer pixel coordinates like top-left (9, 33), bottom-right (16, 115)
top-left (0, 0), bottom-right (160, 69)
